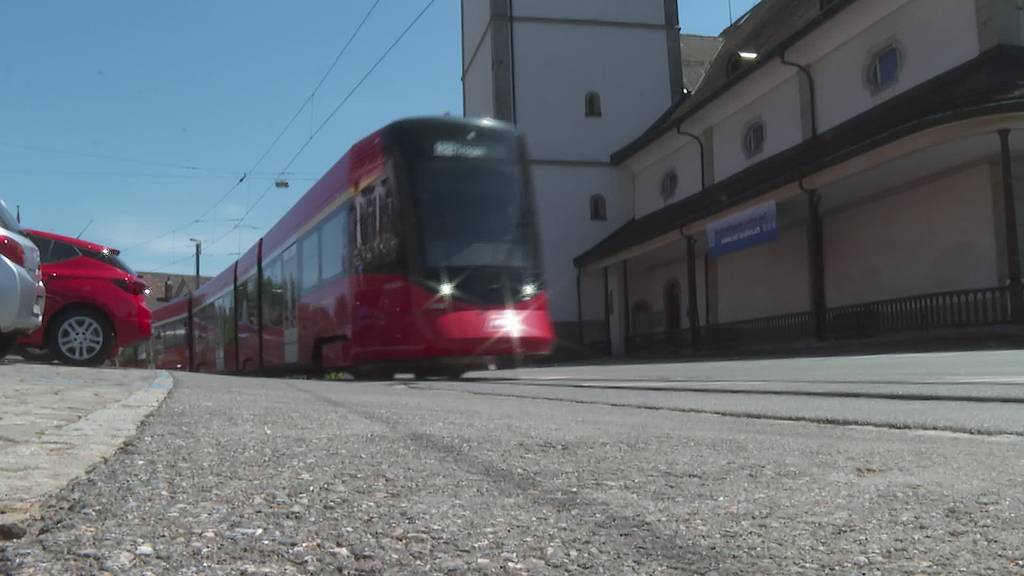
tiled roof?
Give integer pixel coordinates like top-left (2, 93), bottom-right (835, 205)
top-left (138, 272), bottom-right (211, 310)
top-left (679, 34), bottom-right (724, 93)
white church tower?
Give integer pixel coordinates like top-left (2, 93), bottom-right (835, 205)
top-left (461, 0), bottom-right (684, 349)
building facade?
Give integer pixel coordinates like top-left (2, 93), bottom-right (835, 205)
top-left (462, 0), bottom-right (685, 351)
top-left (462, 0), bottom-right (1024, 355)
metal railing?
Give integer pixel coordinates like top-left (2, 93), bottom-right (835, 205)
top-left (619, 286), bottom-right (1023, 356)
top-left (707, 310), bottom-right (816, 345)
top-left (825, 285), bottom-right (1018, 338)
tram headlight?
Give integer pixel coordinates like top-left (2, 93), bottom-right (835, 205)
top-left (521, 283), bottom-right (538, 298)
top-left (438, 282), bottom-right (455, 297)
top-left (493, 310), bottom-right (524, 337)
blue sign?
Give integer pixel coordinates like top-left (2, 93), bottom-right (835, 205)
top-left (706, 201), bottom-right (778, 258)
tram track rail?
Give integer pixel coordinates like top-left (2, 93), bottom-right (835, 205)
top-left (400, 377), bottom-right (1024, 437)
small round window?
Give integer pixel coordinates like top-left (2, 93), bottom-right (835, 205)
top-left (866, 42), bottom-right (902, 93)
top-left (743, 120), bottom-right (766, 158)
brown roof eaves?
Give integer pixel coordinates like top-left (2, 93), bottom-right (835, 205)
top-left (612, 0), bottom-right (858, 164)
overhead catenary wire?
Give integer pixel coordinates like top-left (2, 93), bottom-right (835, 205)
top-left (0, 142), bottom-right (208, 172)
top-left (0, 168), bottom-right (319, 181)
top-left (207, 0), bottom-right (438, 250)
top-left (125, 0), bottom-right (383, 253)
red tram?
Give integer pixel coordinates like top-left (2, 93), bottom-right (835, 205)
top-left (145, 117), bottom-right (554, 378)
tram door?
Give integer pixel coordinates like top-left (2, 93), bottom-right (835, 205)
top-left (282, 244), bottom-right (299, 364)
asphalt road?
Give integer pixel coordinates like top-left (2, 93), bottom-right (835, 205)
top-left (3, 351), bottom-right (1024, 575)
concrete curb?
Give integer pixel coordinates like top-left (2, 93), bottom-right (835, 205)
top-left (0, 370), bottom-right (174, 524)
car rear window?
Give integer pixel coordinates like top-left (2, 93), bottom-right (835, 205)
top-left (0, 201), bottom-right (21, 232)
top-left (46, 240), bottom-right (80, 263)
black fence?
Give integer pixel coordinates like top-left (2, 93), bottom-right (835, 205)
top-left (626, 285), bottom-right (1024, 354)
top-left (707, 310), bottom-right (817, 345)
top-left (825, 286), bottom-right (1018, 338)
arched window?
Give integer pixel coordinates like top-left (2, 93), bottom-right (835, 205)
top-left (664, 279), bottom-right (682, 332)
top-left (589, 194), bottom-right (607, 221)
top-left (585, 91), bottom-right (602, 118)
top-left (660, 170), bottom-right (679, 203)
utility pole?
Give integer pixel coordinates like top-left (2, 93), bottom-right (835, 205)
top-left (189, 238), bottom-right (202, 291)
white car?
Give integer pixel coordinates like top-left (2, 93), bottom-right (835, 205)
top-left (0, 200), bottom-right (45, 360)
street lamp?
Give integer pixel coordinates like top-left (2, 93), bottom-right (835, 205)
top-left (189, 238), bottom-right (202, 291)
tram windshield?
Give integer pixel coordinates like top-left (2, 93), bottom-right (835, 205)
top-left (404, 125), bottom-right (540, 271)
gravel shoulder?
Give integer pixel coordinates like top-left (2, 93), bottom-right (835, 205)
top-left (3, 372), bottom-right (1023, 575)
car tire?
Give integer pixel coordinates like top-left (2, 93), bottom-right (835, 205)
top-left (0, 333), bottom-right (17, 361)
top-left (17, 347), bottom-right (54, 363)
top-left (48, 309), bottom-right (114, 367)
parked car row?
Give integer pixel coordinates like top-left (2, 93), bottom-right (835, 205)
top-left (0, 199), bottom-right (153, 366)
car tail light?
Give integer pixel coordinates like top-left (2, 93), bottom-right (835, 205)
top-left (114, 277), bottom-right (149, 296)
top-left (0, 235), bottom-right (25, 267)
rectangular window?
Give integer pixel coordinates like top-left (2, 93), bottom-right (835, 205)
top-left (246, 276), bottom-right (259, 325)
top-left (237, 279), bottom-right (249, 328)
top-left (357, 187), bottom-right (377, 248)
top-left (262, 256), bottom-right (284, 328)
top-left (219, 294), bottom-right (235, 343)
top-left (300, 229), bottom-right (320, 292)
top-left (321, 210), bottom-right (345, 280)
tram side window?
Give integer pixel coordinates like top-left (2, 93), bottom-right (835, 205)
top-left (321, 210), bottom-right (345, 280)
top-left (263, 257), bottom-right (285, 328)
top-left (378, 182), bottom-right (399, 258)
top-left (237, 280), bottom-right (249, 329)
top-left (300, 229), bottom-right (320, 292)
top-left (195, 304), bottom-right (211, 343)
top-left (164, 324), bottom-right (175, 349)
top-left (211, 300), bottom-right (224, 349)
top-left (354, 178), bottom-right (402, 274)
top-left (219, 293), bottom-right (235, 343)
top-left (174, 320), bottom-right (186, 347)
top-left (357, 185), bottom-right (377, 248)
top-left (244, 275), bottom-right (259, 325)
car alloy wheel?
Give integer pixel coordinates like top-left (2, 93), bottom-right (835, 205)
top-left (54, 313), bottom-right (107, 362)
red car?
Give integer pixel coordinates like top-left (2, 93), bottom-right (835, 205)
top-left (17, 229), bottom-right (152, 366)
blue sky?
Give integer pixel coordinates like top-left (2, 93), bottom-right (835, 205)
top-left (0, 0), bottom-right (758, 276)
